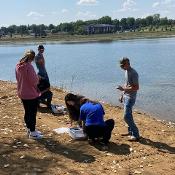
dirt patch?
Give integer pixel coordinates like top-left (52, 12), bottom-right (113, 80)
top-left (0, 80), bottom-right (175, 175)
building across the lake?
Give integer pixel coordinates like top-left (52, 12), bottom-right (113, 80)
top-left (84, 24), bottom-right (115, 34)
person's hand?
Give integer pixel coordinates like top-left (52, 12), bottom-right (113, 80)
top-left (67, 122), bottom-right (72, 128)
top-left (116, 85), bottom-right (124, 91)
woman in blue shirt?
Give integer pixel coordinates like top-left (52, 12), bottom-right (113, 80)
top-left (65, 93), bottom-right (115, 147)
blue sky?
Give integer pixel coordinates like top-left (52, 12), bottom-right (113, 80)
top-left (0, 0), bottom-right (175, 27)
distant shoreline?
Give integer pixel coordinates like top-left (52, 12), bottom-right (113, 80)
top-left (0, 31), bottom-right (175, 44)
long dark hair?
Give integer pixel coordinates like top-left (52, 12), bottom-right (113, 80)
top-left (65, 93), bottom-right (98, 121)
top-left (65, 93), bottom-right (85, 121)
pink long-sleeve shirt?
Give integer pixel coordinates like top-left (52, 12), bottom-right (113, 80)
top-left (15, 62), bottom-right (40, 99)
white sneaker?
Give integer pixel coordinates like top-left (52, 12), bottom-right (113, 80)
top-left (35, 130), bottom-right (42, 134)
top-left (29, 131), bottom-right (43, 140)
top-left (26, 129), bottom-right (42, 137)
top-left (128, 136), bottom-right (140, 142)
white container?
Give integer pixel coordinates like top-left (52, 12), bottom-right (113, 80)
top-left (51, 104), bottom-right (66, 114)
top-left (68, 127), bottom-right (87, 140)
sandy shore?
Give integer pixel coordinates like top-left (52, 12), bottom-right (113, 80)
top-left (0, 80), bottom-right (175, 175)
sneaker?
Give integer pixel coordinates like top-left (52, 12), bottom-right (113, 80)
top-left (35, 130), bottom-right (42, 134)
top-left (29, 131), bottom-right (43, 140)
top-left (128, 136), bottom-right (140, 142)
top-left (26, 128), bottom-right (42, 137)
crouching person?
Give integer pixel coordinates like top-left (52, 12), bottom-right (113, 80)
top-left (65, 93), bottom-right (114, 149)
top-left (37, 78), bottom-right (53, 110)
top-left (80, 99), bottom-right (114, 149)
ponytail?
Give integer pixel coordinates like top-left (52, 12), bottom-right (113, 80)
top-left (19, 50), bottom-right (35, 64)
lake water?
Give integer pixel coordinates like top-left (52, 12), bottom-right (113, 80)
top-left (0, 37), bottom-right (175, 121)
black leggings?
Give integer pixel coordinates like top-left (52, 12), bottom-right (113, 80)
top-left (85, 119), bottom-right (115, 144)
top-left (22, 98), bottom-right (38, 132)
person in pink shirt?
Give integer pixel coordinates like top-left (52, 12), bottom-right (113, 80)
top-left (15, 50), bottom-right (43, 139)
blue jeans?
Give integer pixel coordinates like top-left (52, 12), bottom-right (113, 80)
top-left (123, 96), bottom-right (139, 138)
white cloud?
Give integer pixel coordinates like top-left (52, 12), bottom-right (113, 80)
top-left (76, 11), bottom-right (97, 20)
top-left (61, 9), bottom-right (68, 13)
top-left (152, 0), bottom-right (175, 8)
top-left (152, 2), bottom-right (160, 8)
top-left (162, 0), bottom-right (174, 5)
top-left (27, 11), bottom-right (44, 18)
top-left (150, 0), bottom-right (175, 18)
top-left (77, 0), bottom-right (98, 5)
top-left (118, 0), bottom-right (137, 12)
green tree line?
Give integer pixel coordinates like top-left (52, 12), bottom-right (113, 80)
top-left (0, 14), bottom-right (175, 37)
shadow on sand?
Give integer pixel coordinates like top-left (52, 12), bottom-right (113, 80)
top-left (0, 139), bottom-right (86, 175)
top-left (139, 137), bottom-right (175, 154)
top-left (89, 141), bottom-right (130, 155)
top-left (37, 137), bottom-right (96, 163)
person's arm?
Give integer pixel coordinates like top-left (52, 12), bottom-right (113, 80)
top-left (77, 119), bottom-right (83, 128)
top-left (117, 84), bottom-right (139, 92)
top-left (79, 113), bottom-right (86, 132)
top-left (82, 121), bottom-right (86, 133)
top-left (117, 72), bottom-right (139, 92)
top-left (79, 107), bottom-right (86, 128)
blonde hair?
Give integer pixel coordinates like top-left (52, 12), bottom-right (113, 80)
top-left (19, 50), bottom-right (35, 64)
